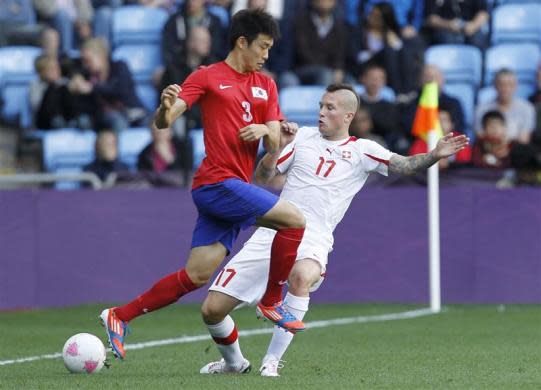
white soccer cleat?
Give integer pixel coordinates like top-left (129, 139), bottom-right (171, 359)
top-left (199, 358), bottom-right (251, 374)
top-left (259, 355), bottom-right (284, 377)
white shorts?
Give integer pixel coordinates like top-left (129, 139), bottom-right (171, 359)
top-left (209, 227), bottom-right (328, 306)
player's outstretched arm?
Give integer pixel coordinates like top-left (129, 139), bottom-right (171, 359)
top-left (154, 84), bottom-right (187, 129)
top-left (389, 133), bottom-right (469, 175)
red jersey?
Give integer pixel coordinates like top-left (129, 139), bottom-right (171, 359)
top-left (178, 61), bottom-right (283, 189)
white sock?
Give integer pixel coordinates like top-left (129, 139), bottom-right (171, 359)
top-left (265, 292), bottom-right (309, 361)
top-left (206, 315), bottom-right (245, 368)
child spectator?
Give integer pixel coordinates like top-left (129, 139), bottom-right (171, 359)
top-left (349, 105), bottom-right (388, 148)
top-left (84, 129), bottom-right (129, 181)
top-left (472, 110), bottom-right (512, 169)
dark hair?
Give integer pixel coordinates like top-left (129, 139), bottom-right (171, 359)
top-left (228, 9), bottom-right (280, 49)
top-left (373, 2), bottom-right (401, 37)
top-left (481, 110), bottom-right (505, 128)
top-left (494, 67), bottom-right (515, 82)
top-left (326, 83), bottom-right (360, 111)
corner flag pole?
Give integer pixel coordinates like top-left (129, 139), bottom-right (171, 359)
top-left (427, 130), bottom-right (441, 313)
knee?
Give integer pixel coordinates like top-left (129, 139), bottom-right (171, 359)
top-left (288, 269), bottom-right (316, 293)
top-left (186, 269), bottom-right (211, 287)
top-left (287, 205), bottom-right (306, 229)
top-left (201, 299), bottom-right (227, 324)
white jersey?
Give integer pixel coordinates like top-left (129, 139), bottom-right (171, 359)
top-left (276, 126), bottom-right (394, 251)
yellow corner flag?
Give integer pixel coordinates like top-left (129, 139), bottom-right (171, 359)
top-left (411, 82), bottom-right (443, 142)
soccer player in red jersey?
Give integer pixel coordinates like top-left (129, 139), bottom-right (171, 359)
top-left (99, 9), bottom-right (306, 361)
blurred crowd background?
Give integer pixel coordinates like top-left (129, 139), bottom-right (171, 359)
top-left (0, 0), bottom-right (540, 189)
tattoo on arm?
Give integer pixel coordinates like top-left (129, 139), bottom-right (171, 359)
top-left (389, 151), bottom-right (439, 175)
top-left (255, 155), bottom-right (281, 184)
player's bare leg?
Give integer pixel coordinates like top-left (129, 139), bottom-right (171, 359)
top-left (255, 200), bottom-right (307, 331)
top-left (200, 291), bottom-right (251, 374)
top-left (260, 259), bottom-right (321, 377)
top-left (100, 243), bottom-right (227, 359)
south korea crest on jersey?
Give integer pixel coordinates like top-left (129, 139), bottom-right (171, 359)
top-left (251, 87), bottom-right (268, 100)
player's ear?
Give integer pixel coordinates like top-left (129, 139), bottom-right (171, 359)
top-left (237, 36), bottom-right (248, 49)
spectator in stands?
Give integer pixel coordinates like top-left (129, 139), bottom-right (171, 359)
top-left (356, 0), bottom-right (423, 39)
top-left (348, 105), bottom-right (387, 148)
top-left (33, 0), bottom-right (94, 54)
top-left (30, 55), bottom-right (92, 130)
top-left (0, 0), bottom-right (43, 46)
top-left (358, 64), bottom-right (402, 150)
top-left (409, 109), bottom-right (471, 170)
top-left (161, 0), bottom-right (226, 86)
top-left (475, 69), bottom-right (536, 144)
top-left (68, 38), bottom-right (147, 132)
top-left (348, 2), bottom-right (422, 93)
top-left (279, 0), bottom-right (348, 87)
top-left (425, 0), bottom-right (489, 50)
top-left (472, 110), bottom-right (512, 169)
top-left (137, 123), bottom-right (193, 187)
top-left (529, 66), bottom-right (541, 136)
top-left (399, 64), bottom-right (466, 150)
top-left (84, 129), bottom-right (130, 181)
top-left (159, 25), bottom-right (218, 133)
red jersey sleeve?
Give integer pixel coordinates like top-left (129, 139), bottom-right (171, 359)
top-left (177, 66), bottom-right (208, 109)
top-left (264, 79), bottom-right (284, 122)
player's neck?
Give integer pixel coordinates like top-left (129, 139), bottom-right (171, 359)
top-left (322, 130), bottom-right (350, 142)
top-left (225, 53), bottom-right (250, 74)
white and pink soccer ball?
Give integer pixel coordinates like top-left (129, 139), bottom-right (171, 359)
top-left (62, 333), bottom-right (106, 374)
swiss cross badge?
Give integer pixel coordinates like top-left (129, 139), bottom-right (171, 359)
top-left (342, 151), bottom-right (352, 159)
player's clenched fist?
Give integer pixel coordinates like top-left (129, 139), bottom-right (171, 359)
top-left (279, 121), bottom-right (298, 148)
top-left (161, 84), bottom-right (181, 109)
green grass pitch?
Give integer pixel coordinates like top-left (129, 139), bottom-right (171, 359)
top-left (0, 304), bottom-right (539, 389)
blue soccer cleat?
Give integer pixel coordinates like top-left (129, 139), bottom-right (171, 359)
top-left (99, 308), bottom-right (128, 359)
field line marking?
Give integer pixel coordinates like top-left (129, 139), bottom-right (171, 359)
top-left (0, 307), bottom-right (436, 366)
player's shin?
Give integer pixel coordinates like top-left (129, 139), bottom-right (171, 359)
top-left (260, 228), bottom-right (305, 306)
top-left (265, 292), bottom-right (310, 361)
top-left (207, 315), bottom-right (246, 368)
top-left (114, 268), bottom-right (197, 322)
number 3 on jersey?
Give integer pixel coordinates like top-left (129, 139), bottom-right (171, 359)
top-left (241, 101), bottom-right (253, 122)
top-left (316, 157), bottom-right (336, 177)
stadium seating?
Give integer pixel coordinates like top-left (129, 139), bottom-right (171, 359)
top-left (279, 86), bottom-right (326, 126)
top-left (425, 45), bottom-right (482, 87)
top-left (112, 44), bottom-right (162, 83)
top-left (0, 46), bottom-right (41, 128)
top-left (42, 129), bottom-right (96, 189)
top-left (492, 4), bottom-right (541, 44)
top-left (484, 44), bottom-right (540, 86)
top-left (136, 84), bottom-right (158, 112)
top-left (189, 128), bottom-right (205, 168)
top-left (443, 83), bottom-right (475, 134)
top-left (112, 6), bottom-right (169, 48)
top-left (118, 127), bottom-right (152, 171)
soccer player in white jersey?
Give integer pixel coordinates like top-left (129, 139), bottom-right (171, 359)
top-left (198, 84), bottom-right (469, 375)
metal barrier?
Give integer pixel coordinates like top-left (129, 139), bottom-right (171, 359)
top-left (0, 172), bottom-right (103, 189)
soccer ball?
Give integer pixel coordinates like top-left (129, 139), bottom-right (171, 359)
top-left (62, 333), bottom-right (106, 374)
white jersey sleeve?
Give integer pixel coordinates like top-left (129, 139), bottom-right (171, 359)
top-left (358, 139), bottom-right (394, 176)
top-left (276, 127), bottom-right (318, 174)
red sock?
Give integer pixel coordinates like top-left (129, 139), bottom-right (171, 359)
top-left (260, 227), bottom-right (305, 306)
top-left (114, 268), bottom-right (197, 322)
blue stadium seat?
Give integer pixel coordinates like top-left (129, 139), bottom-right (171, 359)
top-left (425, 45), bottom-right (482, 87)
top-left (492, 4), bottom-right (541, 44)
top-left (112, 6), bottom-right (168, 48)
top-left (443, 83), bottom-right (475, 134)
top-left (112, 44), bottom-right (162, 83)
top-left (189, 128), bottom-right (205, 169)
top-left (42, 129), bottom-right (96, 189)
top-left (279, 86), bottom-right (326, 126)
top-left (136, 84), bottom-right (158, 112)
top-left (477, 84), bottom-right (536, 105)
top-left (0, 0), bottom-right (36, 24)
top-left (118, 127), bottom-right (152, 171)
top-left (0, 46), bottom-right (41, 127)
top-left (354, 84), bottom-right (396, 102)
top-left (484, 44), bottom-right (540, 86)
